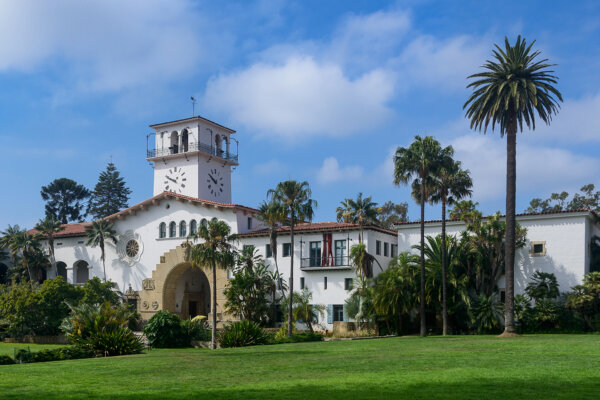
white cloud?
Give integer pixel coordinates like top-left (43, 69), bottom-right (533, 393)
top-left (316, 157), bottom-right (364, 184)
top-left (0, 0), bottom-right (210, 91)
top-left (203, 57), bottom-right (395, 141)
top-left (451, 134), bottom-right (600, 201)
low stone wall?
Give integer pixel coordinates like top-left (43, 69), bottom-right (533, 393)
top-left (3, 335), bottom-right (69, 345)
top-left (332, 321), bottom-right (356, 335)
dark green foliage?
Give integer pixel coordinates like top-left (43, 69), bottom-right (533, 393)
top-left (526, 184), bottom-right (600, 214)
top-left (0, 354), bottom-right (15, 364)
top-left (35, 277), bottom-right (83, 335)
top-left (88, 162), bottom-right (132, 219)
top-left (181, 318), bottom-right (211, 341)
top-left (532, 298), bottom-right (561, 330)
top-left (469, 293), bottom-right (503, 333)
top-left (272, 331), bottom-right (323, 344)
top-left (525, 271), bottom-right (559, 301)
top-left (567, 272), bottom-right (600, 330)
top-left (61, 302), bottom-right (142, 356)
top-left (219, 320), bottom-right (271, 348)
top-left (10, 346), bottom-right (95, 364)
top-left (376, 201), bottom-right (409, 228)
top-left (80, 277), bottom-right (120, 305)
top-left (40, 178), bottom-right (90, 224)
top-left (143, 310), bottom-right (188, 348)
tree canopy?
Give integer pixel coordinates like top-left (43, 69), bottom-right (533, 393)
top-left (88, 162), bottom-right (132, 219)
top-left (40, 178), bottom-right (90, 224)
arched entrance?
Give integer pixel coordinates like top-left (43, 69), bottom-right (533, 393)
top-left (163, 263), bottom-right (210, 319)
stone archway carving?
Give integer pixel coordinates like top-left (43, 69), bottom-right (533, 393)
top-left (138, 244), bottom-right (232, 325)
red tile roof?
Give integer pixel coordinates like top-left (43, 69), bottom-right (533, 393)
top-left (104, 192), bottom-right (259, 222)
top-left (394, 208), bottom-right (598, 226)
top-left (239, 222), bottom-right (397, 238)
top-left (29, 222), bottom-right (92, 239)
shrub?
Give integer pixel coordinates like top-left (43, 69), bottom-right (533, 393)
top-left (469, 293), bottom-right (503, 333)
top-left (274, 322), bottom-right (297, 341)
top-left (219, 320), bottom-right (270, 348)
top-left (14, 348), bottom-right (33, 363)
top-left (0, 354), bottom-right (14, 365)
top-left (532, 298), bottom-right (561, 330)
top-left (143, 310), bottom-right (188, 348)
top-left (182, 317), bottom-right (210, 342)
top-left (62, 302), bottom-right (142, 356)
top-left (273, 331), bottom-right (323, 344)
top-left (79, 277), bottom-right (120, 306)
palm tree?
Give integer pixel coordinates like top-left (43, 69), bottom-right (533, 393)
top-left (257, 199), bottom-right (287, 299)
top-left (0, 224), bottom-right (24, 268)
top-left (189, 218), bottom-right (237, 349)
top-left (394, 135), bottom-right (451, 337)
top-left (237, 245), bottom-right (263, 272)
top-left (464, 36), bottom-right (562, 336)
top-left (336, 193), bottom-right (378, 243)
top-left (85, 220), bottom-right (117, 282)
top-left (34, 216), bottom-right (65, 276)
top-left (282, 289), bottom-right (325, 333)
top-left (10, 231), bottom-right (42, 288)
top-left (430, 159), bottom-right (472, 335)
top-left (268, 180), bottom-right (317, 336)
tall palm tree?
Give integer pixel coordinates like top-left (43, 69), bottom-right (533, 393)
top-left (189, 219), bottom-right (237, 349)
top-left (268, 180), bottom-right (317, 336)
top-left (10, 231), bottom-right (42, 288)
top-left (336, 193), bottom-right (378, 243)
top-left (0, 224), bottom-right (24, 268)
top-left (85, 220), bottom-right (117, 282)
top-left (464, 36), bottom-right (562, 336)
top-left (430, 159), bottom-right (472, 335)
top-left (34, 216), bottom-right (65, 276)
top-left (257, 199), bottom-right (287, 300)
top-left (394, 135), bottom-right (451, 337)
top-left (237, 245), bottom-right (263, 272)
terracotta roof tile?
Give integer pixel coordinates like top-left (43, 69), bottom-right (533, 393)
top-left (239, 222), bottom-right (397, 238)
top-left (29, 222), bottom-right (92, 238)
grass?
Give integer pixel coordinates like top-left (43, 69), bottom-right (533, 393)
top-left (0, 343), bottom-right (65, 356)
top-left (1, 335), bottom-right (599, 399)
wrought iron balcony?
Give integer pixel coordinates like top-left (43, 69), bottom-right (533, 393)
top-left (147, 141), bottom-right (238, 163)
top-left (300, 256), bottom-right (352, 270)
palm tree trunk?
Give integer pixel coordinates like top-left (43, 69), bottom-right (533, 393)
top-left (420, 181), bottom-right (426, 337)
top-left (287, 211), bottom-right (295, 337)
top-left (101, 240), bottom-right (107, 282)
top-left (24, 254), bottom-right (34, 289)
top-left (502, 124), bottom-right (517, 336)
top-left (441, 198), bottom-right (448, 336)
top-left (212, 261), bottom-right (217, 349)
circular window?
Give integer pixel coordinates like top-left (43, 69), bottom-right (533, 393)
top-left (125, 240), bottom-right (140, 258)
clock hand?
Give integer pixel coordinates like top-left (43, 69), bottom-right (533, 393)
top-left (166, 176), bottom-right (177, 184)
top-left (209, 175), bottom-right (218, 184)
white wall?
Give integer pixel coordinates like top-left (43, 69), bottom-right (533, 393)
top-left (396, 212), bottom-right (595, 295)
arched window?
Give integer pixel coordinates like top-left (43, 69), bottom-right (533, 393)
top-left (75, 260), bottom-right (89, 284)
top-left (190, 220), bottom-right (197, 236)
top-left (181, 129), bottom-right (189, 152)
top-left (200, 218), bottom-right (208, 227)
top-left (159, 222), bottom-right (166, 238)
top-left (56, 261), bottom-right (67, 280)
top-left (169, 222), bottom-right (177, 238)
top-left (170, 131), bottom-right (179, 154)
top-left (179, 221), bottom-right (187, 237)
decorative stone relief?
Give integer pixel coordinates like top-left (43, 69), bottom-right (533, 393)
top-left (142, 301), bottom-right (149, 309)
top-left (117, 230), bottom-right (144, 266)
top-left (151, 301), bottom-right (159, 310)
top-left (142, 279), bottom-right (155, 291)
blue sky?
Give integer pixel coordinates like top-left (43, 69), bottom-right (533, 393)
top-left (1, 0), bottom-right (599, 229)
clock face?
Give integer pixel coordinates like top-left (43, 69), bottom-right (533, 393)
top-left (207, 168), bottom-right (224, 198)
top-left (163, 166), bottom-right (186, 193)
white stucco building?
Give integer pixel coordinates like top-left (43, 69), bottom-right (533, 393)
top-left (24, 115), bottom-right (397, 330)
top-left (396, 210), bottom-right (600, 297)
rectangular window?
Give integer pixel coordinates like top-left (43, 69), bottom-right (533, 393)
top-left (309, 241), bottom-right (322, 267)
top-left (391, 244), bottom-right (397, 258)
top-left (384, 242), bottom-right (389, 257)
top-left (283, 243), bottom-right (291, 257)
top-left (530, 241), bottom-right (546, 256)
top-left (344, 278), bottom-right (353, 291)
top-left (266, 244), bottom-right (272, 258)
top-left (333, 304), bottom-right (344, 322)
top-left (334, 239), bottom-right (347, 266)
top-left (247, 217), bottom-right (252, 230)
top-left (376, 240), bottom-right (381, 255)
top-left (324, 276), bottom-right (328, 290)
top-left (300, 277), bottom-right (305, 290)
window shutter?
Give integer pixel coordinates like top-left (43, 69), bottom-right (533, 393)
top-left (343, 304), bottom-right (349, 322)
top-left (327, 304), bottom-right (333, 324)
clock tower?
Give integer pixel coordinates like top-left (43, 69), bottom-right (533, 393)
top-left (146, 116), bottom-right (238, 203)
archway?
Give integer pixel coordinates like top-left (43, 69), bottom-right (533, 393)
top-left (170, 131), bottom-right (179, 154)
top-left (56, 261), bottom-right (67, 280)
top-left (74, 260), bottom-right (89, 284)
top-left (181, 129), bottom-right (189, 152)
top-left (162, 263), bottom-right (210, 319)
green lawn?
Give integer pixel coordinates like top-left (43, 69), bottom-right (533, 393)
top-left (0, 343), bottom-right (65, 356)
top-left (1, 335), bottom-right (599, 399)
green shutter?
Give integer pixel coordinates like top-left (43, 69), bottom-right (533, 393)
top-left (327, 304), bottom-right (333, 324)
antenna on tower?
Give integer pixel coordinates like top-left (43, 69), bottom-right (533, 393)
top-left (191, 96), bottom-right (197, 116)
